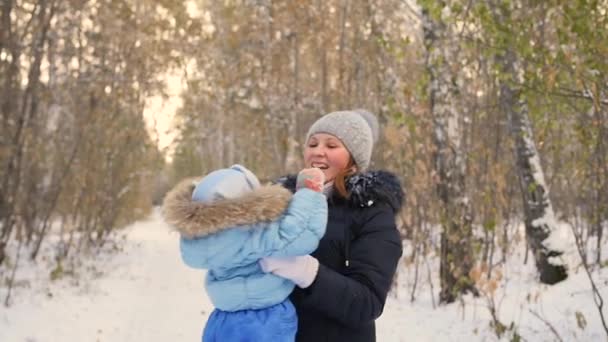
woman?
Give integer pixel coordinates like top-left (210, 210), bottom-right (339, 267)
top-left (260, 110), bottom-right (404, 341)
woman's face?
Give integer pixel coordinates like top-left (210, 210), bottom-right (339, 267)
top-left (304, 133), bottom-right (352, 183)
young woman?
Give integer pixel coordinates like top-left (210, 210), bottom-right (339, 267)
top-left (260, 110), bottom-right (404, 341)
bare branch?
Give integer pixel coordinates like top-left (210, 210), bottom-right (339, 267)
top-left (528, 309), bottom-right (564, 342)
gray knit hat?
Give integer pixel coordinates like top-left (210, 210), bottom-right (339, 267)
top-left (305, 109), bottom-right (379, 171)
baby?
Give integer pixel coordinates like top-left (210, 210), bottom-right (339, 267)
top-left (162, 164), bottom-right (327, 342)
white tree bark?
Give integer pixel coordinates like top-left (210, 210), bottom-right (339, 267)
top-left (422, 6), bottom-right (476, 304)
top-left (498, 50), bottom-right (567, 284)
top-left (283, 31), bottom-right (300, 173)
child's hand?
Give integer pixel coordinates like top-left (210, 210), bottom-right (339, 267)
top-left (296, 168), bottom-right (325, 192)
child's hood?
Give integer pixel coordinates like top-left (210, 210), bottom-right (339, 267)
top-left (162, 178), bottom-right (293, 238)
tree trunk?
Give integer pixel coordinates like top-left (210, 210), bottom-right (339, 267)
top-left (421, 6), bottom-right (477, 304)
top-left (498, 50), bottom-right (567, 285)
top-left (336, 0), bottom-right (349, 108)
top-left (593, 104), bottom-right (607, 265)
top-left (2, 0), bottom-right (55, 258)
top-left (30, 138), bottom-right (80, 260)
top-left (284, 32), bottom-right (299, 173)
top-left (315, 0), bottom-right (328, 113)
top-left (0, 0), bottom-right (20, 250)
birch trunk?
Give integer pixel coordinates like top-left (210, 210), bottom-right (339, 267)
top-left (284, 32), bottom-right (300, 173)
top-left (0, 0), bottom-right (18, 263)
top-left (422, 7), bottom-right (476, 303)
top-left (593, 104), bottom-right (607, 264)
top-left (498, 50), bottom-right (567, 284)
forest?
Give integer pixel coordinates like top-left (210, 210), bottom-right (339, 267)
top-left (0, 0), bottom-right (607, 339)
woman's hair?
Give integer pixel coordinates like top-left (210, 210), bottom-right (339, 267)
top-left (334, 158), bottom-right (357, 199)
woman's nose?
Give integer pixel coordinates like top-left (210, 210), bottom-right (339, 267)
top-left (312, 147), bottom-right (326, 156)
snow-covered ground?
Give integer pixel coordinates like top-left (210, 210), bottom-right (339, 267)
top-left (1, 209), bottom-right (606, 341)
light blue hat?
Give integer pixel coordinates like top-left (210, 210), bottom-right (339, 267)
top-left (191, 164), bottom-right (261, 203)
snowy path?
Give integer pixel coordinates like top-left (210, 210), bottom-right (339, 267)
top-left (0, 210), bottom-right (434, 341)
top-left (0, 211), bottom-right (210, 341)
top-left (1, 209), bottom-right (607, 341)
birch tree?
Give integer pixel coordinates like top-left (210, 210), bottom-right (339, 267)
top-left (484, 0), bottom-right (568, 284)
top-left (172, 0), bottom-right (410, 180)
top-left (420, 1), bottom-right (477, 303)
top-left (0, 0), bottom-right (194, 279)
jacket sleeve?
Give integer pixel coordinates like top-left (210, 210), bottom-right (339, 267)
top-left (260, 189), bottom-right (328, 257)
top-left (180, 228), bottom-right (252, 270)
top-left (180, 189), bottom-right (327, 270)
top-left (290, 203), bottom-right (402, 327)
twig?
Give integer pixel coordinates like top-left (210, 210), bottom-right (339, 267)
top-left (410, 246), bottom-right (420, 302)
top-left (528, 309), bottom-right (564, 342)
top-left (569, 220), bottom-right (608, 336)
top-left (426, 257), bottom-right (436, 309)
top-left (4, 239), bottom-right (23, 307)
top-left (569, 283), bottom-right (608, 297)
top-left (399, 0), bottom-right (423, 23)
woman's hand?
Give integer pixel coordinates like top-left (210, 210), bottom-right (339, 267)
top-left (296, 168), bottom-right (325, 192)
top-left (259, 255), bottom-right (320, 288)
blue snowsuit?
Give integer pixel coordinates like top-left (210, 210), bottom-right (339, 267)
top-left (162, 178), bottom-right (327, 341)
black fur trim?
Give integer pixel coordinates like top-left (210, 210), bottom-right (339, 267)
top-left (275, 170), bottom-right (404, 212)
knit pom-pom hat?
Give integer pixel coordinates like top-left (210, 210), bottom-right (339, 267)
top-left (305, 109), bottom-right (379, 171)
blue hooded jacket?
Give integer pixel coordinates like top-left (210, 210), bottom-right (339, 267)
top-left (162, 178), bottom-right (328, 312)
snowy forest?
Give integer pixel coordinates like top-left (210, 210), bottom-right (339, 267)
top-left (1, 0), bottom-right (607, 341)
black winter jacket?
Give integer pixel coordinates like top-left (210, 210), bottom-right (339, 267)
top-left (277, 170), bottom-right (404, 342)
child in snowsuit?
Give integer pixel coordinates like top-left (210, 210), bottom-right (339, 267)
top-left (162, 164), bottom-right (327, 342)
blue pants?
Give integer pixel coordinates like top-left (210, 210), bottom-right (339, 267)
top-left (202, 300), bottom-right (297, 342)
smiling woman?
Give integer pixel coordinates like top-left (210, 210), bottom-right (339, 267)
top-left (304, 134), bottom-right (351, 183)
top-left (261, 110), bottom-right (404, 342)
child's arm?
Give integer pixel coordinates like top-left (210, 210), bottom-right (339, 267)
top-left (242, 168), bottom-right (327, 258)
top-left (179, 169), bottom-right (327, 270)
top-left (180, 188), bottom-right (326, 269)
top-left (180, 169), bottom-right (327, 269)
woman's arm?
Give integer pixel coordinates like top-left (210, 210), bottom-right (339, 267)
top-left (291, 203), bottom-right (402, 327)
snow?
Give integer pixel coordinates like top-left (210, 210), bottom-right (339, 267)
top-left (522, 130), bottom-right (569, 265)
top-left (1, 209), bottom-right (607, 342)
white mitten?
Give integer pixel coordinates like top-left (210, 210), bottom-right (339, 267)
top-left (259, 255), bottom-right (320, 289)
top-left (296, 168), bottom-right (325, 193)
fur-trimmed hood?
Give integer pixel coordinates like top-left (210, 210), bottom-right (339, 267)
top-left (162, 178), bottom-right (293, 238)
top-left (276, 170), bottom-right (404, 212)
